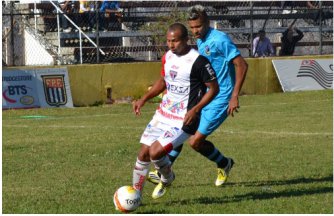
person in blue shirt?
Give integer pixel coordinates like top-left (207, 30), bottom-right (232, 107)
top-left (148, 5), bottom-right (248, 199)
top-left (96, 0), bottom-right (123, 31)
top-left (252, 29), bottom-right (275, 57)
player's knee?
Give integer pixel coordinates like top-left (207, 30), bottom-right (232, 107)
top-left (137, 146), bottom-right (150, 162)
top-left (189, 137), bottom-right (201, 152)
top-left (149, 142), bottom-right (166, 160)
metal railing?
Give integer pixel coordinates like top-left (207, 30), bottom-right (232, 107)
top-left (2, 1), bottom-right (333, 66)
top-left (48, 1), bottom-right (105, 64)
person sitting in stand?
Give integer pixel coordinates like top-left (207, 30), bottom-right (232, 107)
top-left (78, 0), bottom-right (92, 31)
top-left (96, 0), bottom-right (123, 32)
top-left (58, 0), bottom-right (77, 33)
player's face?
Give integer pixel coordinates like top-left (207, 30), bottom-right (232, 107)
top-left (166, 30), bottom-right (188, 55)
top-left (188, 18), bottom-right (209, 39)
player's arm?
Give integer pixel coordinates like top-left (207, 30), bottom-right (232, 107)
top-left (184, 80), bottom-right (219, 125)
top-left (228, 55), bottom-right (248, 117)
top-left (133, 76), bottom-right (166, 116)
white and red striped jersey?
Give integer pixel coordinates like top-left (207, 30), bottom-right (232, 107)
top-left (154, 48), bottom-right (217, 134)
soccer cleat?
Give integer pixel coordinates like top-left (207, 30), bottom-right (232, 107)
top-left (147, 170), bottom-right (160, 185)
top-left (151, 172), bottom-right (175, 199)
top-left (215, 158), bottom-right (234, 187)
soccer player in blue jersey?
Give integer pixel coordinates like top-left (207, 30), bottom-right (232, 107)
top-left (148, 5), bottom-right (248, 196)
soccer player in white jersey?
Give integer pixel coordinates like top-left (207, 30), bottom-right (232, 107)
top-left (148, 5), bottom-right (248, 193)
top-left (132, 23), bottom-right (219, 200)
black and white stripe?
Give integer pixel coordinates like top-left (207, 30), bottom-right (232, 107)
top-left (47, 87), bottom-right (65, 104)
top-left (297, 60), bottom-right (333, 89)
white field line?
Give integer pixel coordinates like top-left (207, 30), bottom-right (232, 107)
top-left (3, 124), bottom-right (332, 136)
top-left (3, 98), bottom-right (331, 121)
top-left (240, 98), bottom-right (332, 108)
top-left (5, 98), bottom-right (331, 120)
top-left (217, 129), bottom-right (332, 136)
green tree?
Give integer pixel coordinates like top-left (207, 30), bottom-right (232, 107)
top-left (140, 7), bottom-right (189, 58)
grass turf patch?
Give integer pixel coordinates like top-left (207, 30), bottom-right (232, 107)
top-left (2, 90), bottom-right (333, 213)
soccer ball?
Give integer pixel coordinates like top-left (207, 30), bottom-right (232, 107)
top-left (113, 186), bottom-right (141, 213)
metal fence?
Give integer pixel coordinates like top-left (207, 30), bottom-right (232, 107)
top-left (2, 1), bottom-right (333, 66)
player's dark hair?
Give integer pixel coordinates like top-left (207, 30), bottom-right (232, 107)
top-left (168, 23), bottom-right (188, 39)
top-left (187, 5), bottom-right (208, 21)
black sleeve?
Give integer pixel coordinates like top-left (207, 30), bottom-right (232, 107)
top-left (192, 55), bottom-right (217, 83)
top-left (181, 55), bottom-right (217, 135)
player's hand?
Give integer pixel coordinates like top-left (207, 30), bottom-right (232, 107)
top-left (133, 99), bottom-right (145, 116)
top-left (227, 96), bottom-right (239, 117)
top-left (183, 108), bottom-right (198, 125)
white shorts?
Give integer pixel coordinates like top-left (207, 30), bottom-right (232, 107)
top-left (140, 117), bottom-right (190, 153)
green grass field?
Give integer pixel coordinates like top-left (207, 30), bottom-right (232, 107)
top-left (2, 90), bottom-right (333, 214)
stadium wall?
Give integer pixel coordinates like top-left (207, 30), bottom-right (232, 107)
top-left (67, 62), bottom-right (161, 106)
top-left (6, 55), bottom-right (332, 106)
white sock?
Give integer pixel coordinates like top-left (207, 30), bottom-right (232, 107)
top-left (151, 155), bottom-right (173, 184)
top-left (133, 158), bottom-right (150, 191)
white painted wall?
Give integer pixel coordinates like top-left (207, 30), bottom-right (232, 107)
top-left (24, 29), bottom-right (54, 65)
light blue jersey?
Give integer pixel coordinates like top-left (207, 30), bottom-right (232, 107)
top-left (197, 27), bottom-right (240, 135)
top-left (197, 27), bottom-right (240, 106)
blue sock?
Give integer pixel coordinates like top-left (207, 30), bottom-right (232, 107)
top-left (168, 144), bottom-right (183, 164)
top-left (197, 140), bottom-right (228, 168)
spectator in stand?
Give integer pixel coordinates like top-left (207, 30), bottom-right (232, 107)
top-left (78, 0), bottom-right (93, 30)
top-left (252, 29), bottom-right (275, 57)
top-left (279, 21), bottom-right (304, 56)
top-left (96, 0), bottom-right (123, 32)
top-left (58, 0), bottom-right (77, 33)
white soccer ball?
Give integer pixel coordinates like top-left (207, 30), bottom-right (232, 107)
top-left (113, 186), bottom-right (141, 213)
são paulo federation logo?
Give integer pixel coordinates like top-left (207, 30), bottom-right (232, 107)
top-left (42, 75), bottom-right (68, 106)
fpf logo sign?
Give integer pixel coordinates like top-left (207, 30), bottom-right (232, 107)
top-left (42, 75), bottom-right (67, 106)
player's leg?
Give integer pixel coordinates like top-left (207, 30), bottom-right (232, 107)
top-left (133, 118), bottom-right (162, 193)
top-left (168, 144), bottom-right (184, 163)
top-left (147, 144), bottom-right (183, 184)
top-left (150, 141), bottom-right (175, 185)
top-left (133, 144), bottom-right (151, 192)
top-left (189, 132), bottom-right (234, 186)
top-left (189, 104), bottom-right (234, 186)
top-left (149, 141), bottom-right (175, 199)
top-left (150, 127), bottom-right (190, 199)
